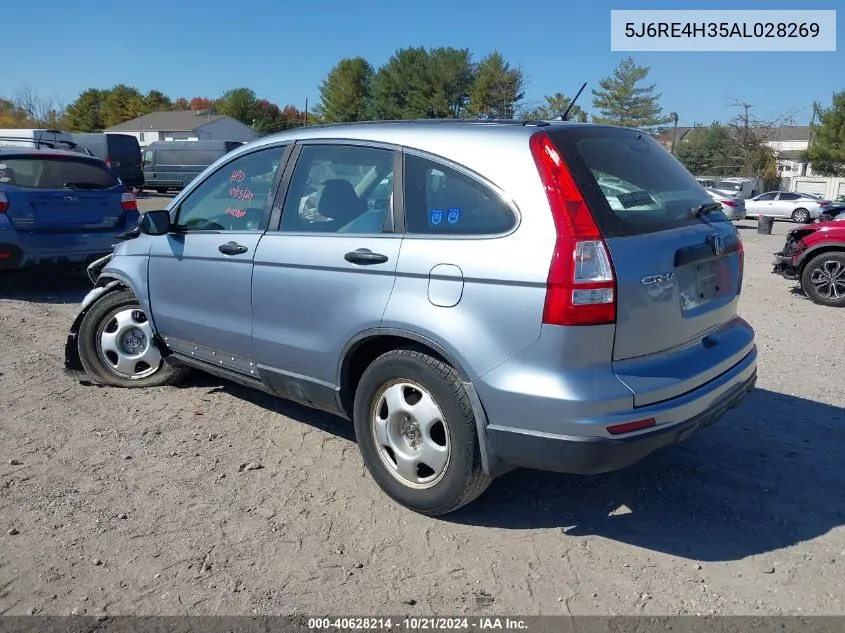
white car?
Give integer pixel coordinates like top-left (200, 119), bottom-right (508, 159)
top-left (745, 191), bottom-right (831, 223)
top-left (705, 188), bottom-right (746, 221)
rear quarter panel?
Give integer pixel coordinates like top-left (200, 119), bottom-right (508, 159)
top-left (381, 130), bottom-right (556, 379)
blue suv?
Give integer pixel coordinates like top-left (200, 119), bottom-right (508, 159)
top-left (0, 148), bottom-right (139, 270)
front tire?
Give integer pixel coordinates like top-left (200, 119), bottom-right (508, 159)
top-left (800, 252), bottom-right (845, 307)
top-left (792, 208), bottom-right (811, 223)
top-left (77, 289), bottom-right (188, 387)
top-left (353, 349), bottom-right (491, 515)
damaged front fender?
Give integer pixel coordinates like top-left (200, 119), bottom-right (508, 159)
top-left (63, 280), bottom-right (126, 377)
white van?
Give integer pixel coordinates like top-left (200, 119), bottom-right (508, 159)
top-left (0, 128), bottom-right (81, 152)
top-left (711, 177), bottom-right (763, 200)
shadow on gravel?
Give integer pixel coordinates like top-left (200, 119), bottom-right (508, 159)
top-left (0, 267), bottom-right (91, 304)
top-left (448, 387), bottom-right (845, 562)
top-left (177, 372), bottom-right (357, 442)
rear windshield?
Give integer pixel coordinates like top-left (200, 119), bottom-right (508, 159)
top-left (0, 157), bottom-right (119, 190)
top-left (155, 149), bottom-right (222, 166)
top-left (546, 127), bottom-right (727, 237)
top-left (714, 181), bottom-right (742, 192)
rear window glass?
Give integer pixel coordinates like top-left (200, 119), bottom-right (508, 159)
top-left (715, 181), bottom-right (742, 192)
top-left (0, 157), bottom-right (119, 189)
top-left (404, 153), bottom-right (516, 235)
top-left (547, 128), bottom-right (727, 237)
top-left (155, 149), bottom-right (222, 166)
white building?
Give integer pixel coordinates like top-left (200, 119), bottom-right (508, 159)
top-left (105, 110), bottom-right (258, 148)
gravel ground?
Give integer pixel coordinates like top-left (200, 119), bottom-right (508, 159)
top-left (1, 213), bottom-right (844, 618)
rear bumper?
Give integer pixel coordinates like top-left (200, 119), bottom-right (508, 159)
top-left (480, 338), bottom-right (758, 475)
top-left (487, 366), bottom-right (756, 475)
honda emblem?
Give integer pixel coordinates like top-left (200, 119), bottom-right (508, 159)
top-left (710, 234), bottom-right (724, 256)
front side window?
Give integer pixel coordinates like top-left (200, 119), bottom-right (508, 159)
top-left (280, 144), bottom-right (394, 234)
top-left (403, 154), bottom-right (516, 235)
top-left (756, 192), bottom-right (777, 201)
top-left (174, 146), bottom-right (284, 232)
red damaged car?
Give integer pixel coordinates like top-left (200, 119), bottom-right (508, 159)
top-left (773, 222), bottom-right (845, 307)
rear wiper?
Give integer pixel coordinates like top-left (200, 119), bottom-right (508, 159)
top-left (690, 202), bottom-right (723, 217)
top-left (63, 181), bottom-right (106, 190)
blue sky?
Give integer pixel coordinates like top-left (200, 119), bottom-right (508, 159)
top-left (4, 0), bottom-right (841, 126)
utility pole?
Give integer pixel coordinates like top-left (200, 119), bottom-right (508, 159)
top-left (670, 112), bottom-right (679, 155)
top-left (304, 98), bottom-right (308, 127)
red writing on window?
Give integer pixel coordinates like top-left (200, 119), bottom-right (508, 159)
top-left (225, 206), bottom-right (247, 219)
top-left (229, 169), bottom-right (246, 184)
top-left (228, 185), bottom-right (254, 203)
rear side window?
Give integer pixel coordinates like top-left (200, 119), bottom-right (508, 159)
top-left (156, 149), bottom-right (222, 166)
top-left (547, 128), bottom-right (726, 237)
top-left (403, 153), bottom-right (516, 235)
top-left (0, 157), bottom-right (119, 189)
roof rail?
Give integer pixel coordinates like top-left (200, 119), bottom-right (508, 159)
top-left (0, 136), bottom-right (94, 156)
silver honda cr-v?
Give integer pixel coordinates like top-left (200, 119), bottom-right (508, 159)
top-left (64, 120), bottom-right (757, 515)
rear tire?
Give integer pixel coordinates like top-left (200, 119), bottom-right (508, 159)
top-left (800, 252), bottom-right (845, 307)
top-left (353, 349), bottom-right (491, 515)
top-left (77, 289), bottom-right (188, 387)
top-left (792, 208), bottom-right (811, 223)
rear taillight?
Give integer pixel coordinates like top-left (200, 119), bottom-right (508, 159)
top-left (120, 192), bottom-right (137, 211)
top-left (0, 192), bottom-right (7, 213)
top-left (607, 418), bottom-right (656, 436)
top-left (529, 132), bottom-right (616, 326)
top-left (105, 157), bottom-right (112, 167)
top-left (722, 200), bottom-right (737, 207)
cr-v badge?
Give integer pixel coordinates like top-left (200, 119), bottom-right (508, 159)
top-left (641, 272), bottom-right (675, 285)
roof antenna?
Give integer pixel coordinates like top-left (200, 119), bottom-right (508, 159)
top-left (557, 82), bottom-right (587, 121)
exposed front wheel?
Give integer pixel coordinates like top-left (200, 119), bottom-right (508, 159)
top-left (77, 289), bottom-right (188, 387)
top-left (800, 252), bottom-right (845, 307)
top-left (353, 349), bottom-right (491, 515)
top-left (792, 208), bottom-right (811, 223)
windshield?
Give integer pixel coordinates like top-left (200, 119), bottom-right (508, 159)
top-left (715, 181), bottom-right (742, 192)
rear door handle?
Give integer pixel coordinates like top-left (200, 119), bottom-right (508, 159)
top-left (344, 248), bottom-right (389, 265)
top-left (219, 241), bottom-right (248, 255)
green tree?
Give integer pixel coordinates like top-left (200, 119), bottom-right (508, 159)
top-left (370, 47), bottom-right (431, 120)
top-left (519, 92), bottom-right (588, 122)
top-left (804, 91), bottom-right (845, 176)
top-left (63, 89), bottom-right (106, 131)
top-left (424, 47), bottom-right (473, 118)
top-left (466, 51), bottom-right (525, 119)
top-left (101, 84), bottom-right (146, 128)
top-left (216, 88), bottom-right (258, 125)
top-left (317, 57), bottom-right (373, 122)
top-left (676, 123), bottom-right (741, 175)
top-left (143, 89), bottom-right (172, 113)
top-left (591, 57), bottom-right (670, 131)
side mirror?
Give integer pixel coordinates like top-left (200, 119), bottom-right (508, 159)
top-left (140, 209), bottom-right (172, 236)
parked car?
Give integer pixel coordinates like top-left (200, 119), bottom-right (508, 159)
top-left (818, 205), bottom-right (845, 223)
top-left (705, 188), bottom-right (746, 221)
top-left (695, 176), bottom-right (718, 189)
top-left (745, 191), bottom-right (832, 223)
top-left (63, 120), bottom-right (757, 515)
top-left (0, 148), bottom-right (139, 270)
top-left (71, 133), bottom-right (144, 189)
top-left (773, 222), bottom-right (845, 307)
top-left (711, 177), bottom-right (762, 200)
top-left (142, 140), bottom-right (243, 193)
